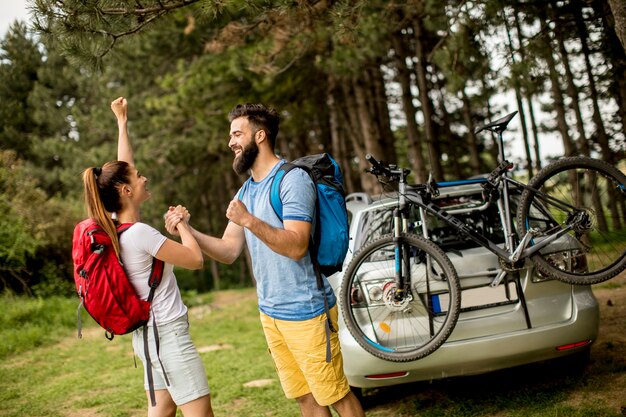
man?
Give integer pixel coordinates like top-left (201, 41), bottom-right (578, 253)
top-left (165, 103), bottom-right (364, 417)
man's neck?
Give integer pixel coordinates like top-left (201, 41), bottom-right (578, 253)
top-left (250, 153), bottom-right (281, 182)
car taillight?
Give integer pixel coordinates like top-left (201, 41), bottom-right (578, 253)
top-left (556, 339), bottom-right (592, 351)
top-left (365, 371), bottom-right (409, 380)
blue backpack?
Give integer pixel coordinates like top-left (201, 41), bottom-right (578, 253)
top-left (270, 153), bottom-right (349, 277)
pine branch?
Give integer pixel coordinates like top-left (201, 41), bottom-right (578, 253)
top-left (100, 0), bottom-right (201, 16)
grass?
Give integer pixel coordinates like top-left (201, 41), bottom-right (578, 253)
top-left (1, 286), bottom-right (625, 417)
top-left (0, 289), bottom-right (300, 417)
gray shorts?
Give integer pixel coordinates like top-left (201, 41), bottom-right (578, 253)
top-left (132, 313), bottom-right (210, 405)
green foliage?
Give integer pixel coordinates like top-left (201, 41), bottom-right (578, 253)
top-left (1, 0), bottom-right (625, 295)
top-left (0, 22), bottom-right (42, 160)
top-left (0, 151), bottom-right (78, 294)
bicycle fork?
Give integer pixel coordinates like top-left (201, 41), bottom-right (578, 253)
top-left (392, 208), bottom-right (410, 302)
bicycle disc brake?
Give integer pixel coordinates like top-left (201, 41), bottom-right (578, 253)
top-left (382, 282), bottom-right (412, 311)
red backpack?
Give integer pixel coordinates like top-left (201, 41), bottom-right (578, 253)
top-left (72, 219), bottom-right (164, 340)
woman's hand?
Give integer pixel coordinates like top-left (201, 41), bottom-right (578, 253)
top-left (112, 96), bottom-right (133, 164)
top-left (111, 97), bottom-right (127, 122)
top-left (164, 205), bottom-right (191, 236)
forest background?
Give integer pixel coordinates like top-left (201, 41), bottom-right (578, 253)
top-left (1, 0), bottom-right (625, 296)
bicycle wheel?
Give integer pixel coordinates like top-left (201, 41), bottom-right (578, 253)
top-left (516, 156), bottom-right (626, 285)
top-left (340, 233), bottom-right (461, 362)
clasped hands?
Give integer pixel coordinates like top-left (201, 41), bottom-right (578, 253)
top-left (164, 205), bottom-right (191, 236)
top-left (164, 198), bottom-right (251, 236)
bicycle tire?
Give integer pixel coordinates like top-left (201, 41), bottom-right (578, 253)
top-left (340, 233), bottom-right (461, 362)
top-left (516, 156), bottom-right (626, 285)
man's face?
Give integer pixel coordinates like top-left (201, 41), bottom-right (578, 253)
top-left (229, 117), bottom-right (259, 175)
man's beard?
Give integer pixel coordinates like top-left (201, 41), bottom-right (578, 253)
top-left (233, 138), bottom-right (259, 175)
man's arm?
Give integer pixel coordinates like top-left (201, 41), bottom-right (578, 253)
top-left (226, 199), bottom-right (310, 261)
top-left (165, 210), bottom-right (246, 264)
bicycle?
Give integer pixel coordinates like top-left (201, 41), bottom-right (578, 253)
top-left (340, 111), bottom-right (626, 363)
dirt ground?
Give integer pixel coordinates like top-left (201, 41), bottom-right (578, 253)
top-left (208, 277), bottom-right (626, 415)
top-left (358, 271), bottom-right (626, 416)
top-left (584, 272), bottom-right (626, 413)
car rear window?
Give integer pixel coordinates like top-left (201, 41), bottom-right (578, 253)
top-left (352, 191), bottom-right (513, 252)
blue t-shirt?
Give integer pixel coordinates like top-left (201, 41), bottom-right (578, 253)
top-left (237, 160), bottom-right (337, 321)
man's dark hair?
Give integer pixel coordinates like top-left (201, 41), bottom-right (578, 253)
top-left (228, 103), bottom-right (280, 149)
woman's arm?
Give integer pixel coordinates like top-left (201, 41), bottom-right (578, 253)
top-left (111, 97), bottom-right (134, 166)
top-left (164, 207), bottom-right (246, 265)
top-left (155, 207), bottom-right (204, 270)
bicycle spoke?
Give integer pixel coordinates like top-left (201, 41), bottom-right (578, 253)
top-left (517, 157), bottom-right (626, 285)
top-left (341, 234), bottom-right (460, 362)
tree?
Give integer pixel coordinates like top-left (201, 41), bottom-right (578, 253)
top-left (608, 0), bottom-right (626, 53)
top-left (4, 0), bottom-right (622, 295)
top-left (0, 22), bottom-right (42, 159)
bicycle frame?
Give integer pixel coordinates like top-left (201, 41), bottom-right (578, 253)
top-left (401, 178), bottom-right (578, 285)
top-left (389, 120), bottom-right (582, 289)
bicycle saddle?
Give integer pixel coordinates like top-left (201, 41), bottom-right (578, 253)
top-left (475, 111), bottom-right (518, 134)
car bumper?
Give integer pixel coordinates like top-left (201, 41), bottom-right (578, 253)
top-left (338, 285), bottom-right (599, 389)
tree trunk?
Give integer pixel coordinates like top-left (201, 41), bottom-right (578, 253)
top-left (525, 98), bottom-right (541, 171)
top-left (513, 9), bottom-right (542, 171)
top-left (587, 0), bottom-right (626, 156)
top-left (551, 3), bottom-right (591, 157)
top-left (368, 62), bottom-right (397, 164)
top-left (413, 16), bottom-right (444, 181)
top-left (574, 1), bottom-right (617, 162)
top-left (461, 88), bottom-right (481, 176)
top-left (584, 2), bottom-right (625, 230)
top-left (435, 91), bottom-right (461, 179)
top-left (327, 74), bottom-right (356, 193)
top-left (341, 79), bottom-right (379, 194)
top-left (353, 76), bottom-right (386, 162)
top-left (608, 0), bottom-right (626, 53)
top-left (539, 14), bottom-right (576, 157)
top-left (210, 259), bottom-right (220, 291)
top-left (480, 79), bottom-right (500, 164)
top-left (503, 6), bottom-right (533, 177)
top-left (392, 31), bottom-right (428, 183)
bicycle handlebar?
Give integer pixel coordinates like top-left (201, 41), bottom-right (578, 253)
top-left (365, 154), bottom-right (411, 180)
top-left (365, 154), bottom-right (388, 176)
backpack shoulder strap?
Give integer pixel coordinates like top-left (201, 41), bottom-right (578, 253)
top-left (116, 222), bottom-right (164, 300)
top-left (147, 258), bottom-right (165, 302)
top-left (116, 222), bottom-right (133, 235)
top-left (270, 162), bottom-right (312, 221)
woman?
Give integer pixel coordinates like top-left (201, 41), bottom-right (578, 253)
top-left (81, 97), bottom-right (214, 417)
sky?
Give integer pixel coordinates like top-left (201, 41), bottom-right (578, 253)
top-left (0, 0), bottom-right (31, 37)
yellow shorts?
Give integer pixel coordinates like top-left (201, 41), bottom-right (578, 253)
top-left (260, 305), bottom-right (350, 406)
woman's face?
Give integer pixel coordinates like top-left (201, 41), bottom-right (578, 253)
top-left (126, 167), bottom-right (151, 205)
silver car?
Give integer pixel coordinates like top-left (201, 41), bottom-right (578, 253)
top-left (328, 180), bottom-right (599, 390)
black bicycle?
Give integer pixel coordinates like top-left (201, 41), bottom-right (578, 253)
top-left (340, 111), bottom-right (626, 362)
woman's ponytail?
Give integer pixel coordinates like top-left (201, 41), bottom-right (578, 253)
top-left (81, 161), bottom-right (131, 261)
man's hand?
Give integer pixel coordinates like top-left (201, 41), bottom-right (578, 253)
top-left (164, 205), bottom-right (191, 236)
top-left (226, 199), bottom-right (252, 228)
top-left (111, 97), bottom-right (127, 122)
